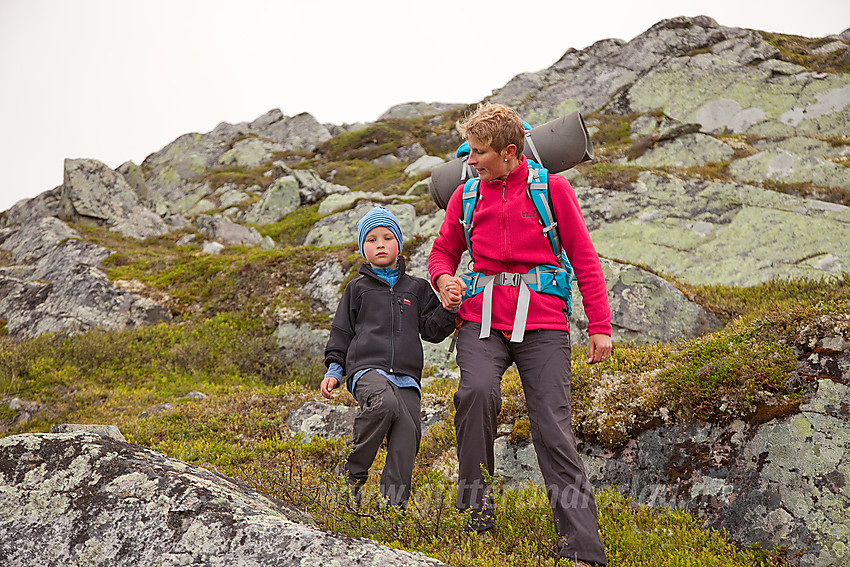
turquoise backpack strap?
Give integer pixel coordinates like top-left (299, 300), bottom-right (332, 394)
top-left (460, 178), bottom-right (480, 263)
top-left (526, 162), bottom-right (568, 270)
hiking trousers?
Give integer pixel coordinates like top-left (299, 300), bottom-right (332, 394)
top-left (346, 370), bottom-right (421, 507)
top-left (454, 322), bottom-right (607, 566)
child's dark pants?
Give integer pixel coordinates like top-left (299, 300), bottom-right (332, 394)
top-left (346, 370), bottom-right (421, 507)
top-left (454, 322), bottom-right (607, 566)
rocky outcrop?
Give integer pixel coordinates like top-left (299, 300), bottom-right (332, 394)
top-left (60, 158), bottom-right (170, 239)
top-left (142, 110), bottom-right (331, 213)
top-left (0, 431), bottom-right (445, 567)
top-left (377, 102), bottom-right (466, 120)
top-left (491, 336), bottom-right (850, 567)
top-left (571, 258), bottom-right (721, 345)
top-left (0, 217), bottom-right (171, 338)
top-left (577, 172), bottom-right (850, 286)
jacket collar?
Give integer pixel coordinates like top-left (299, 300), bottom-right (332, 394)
top-left (479, 154), bottom-right (529, 189)
top-left (359, 256), bottom-right (406, 283)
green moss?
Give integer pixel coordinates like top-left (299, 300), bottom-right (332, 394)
top-left (575, 162), bottom-right (641, 189)
top-left (761, 31), bottom-right (850, 74)
top-left (257, 204), bottom-right (324, 247)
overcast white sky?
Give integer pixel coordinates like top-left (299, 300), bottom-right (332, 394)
top-left (1, 0), bottom-right (847, 213)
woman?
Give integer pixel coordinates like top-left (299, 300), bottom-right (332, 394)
top-left (429, 103), bottom-right (611, 566)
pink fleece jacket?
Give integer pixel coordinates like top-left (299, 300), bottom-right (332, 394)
top-left (429, 156), bottom-right (612, 336)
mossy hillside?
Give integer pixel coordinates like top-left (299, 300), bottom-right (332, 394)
top-left (0, 323), bottom-right (786, 566)
top-left (3, 278), bottom-right (833, 565)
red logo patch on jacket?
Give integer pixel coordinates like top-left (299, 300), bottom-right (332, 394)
top-left (403, 298), bottom-right (411, 306)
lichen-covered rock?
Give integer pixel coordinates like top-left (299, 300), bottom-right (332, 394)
top-left (494, 344), bottom-right (850, 567)
top-left (729, 148), bottom-right (850, 190)
top-left (304, 257), bottom-right (345, 312)
top-left (378, 102), bottom-right (465, 120)
top-left (0, 216), bottom-right (79, 264)
top-left (60, 159), bottom-right (169, 239)
top-left (626, 53), bottom-right (850, 137)
top-left (0, 431), bottom-right (446, 567)
top-left (579, 172), bottom-right (850, 286)
top-left (0, 186), bottom-right (64, 229)
top-left (571, 258), bottom-right (721, 345)
top-left (240, 176), bottom-right (301, 225)
top-left (0, 241), bottom-right (171, 338)
top-left (579, 376), bottom-right (850, 567)
top-left (492, 16), bottom-right (742, 122)
top-left (195, 214), bottom-right (263, 247)
top-left (622, 133), bottom-right (735, 168)
top-left (217, 137), bottom-right (286, 169)
top-left (404, 155), bottom-right (445, 177)
top-left (286, 401), bottom-right (357, 442)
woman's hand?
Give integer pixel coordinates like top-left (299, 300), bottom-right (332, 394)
top-left (320, 376), bottom-right (338, 399)
top-left (587, 333), bottom-right (612, 364)
top-left (436, 274), bottom-right (466, 310)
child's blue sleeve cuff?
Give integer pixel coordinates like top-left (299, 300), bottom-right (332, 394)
top-left (325, 362), bottom-right (344, 387)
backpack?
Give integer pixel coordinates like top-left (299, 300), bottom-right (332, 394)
top-left (455, 137), bottom-right (575, 343)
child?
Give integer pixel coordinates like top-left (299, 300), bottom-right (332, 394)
top-left (321, 206), bottom-right (459, 508)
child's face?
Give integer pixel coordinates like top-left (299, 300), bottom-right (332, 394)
top-left (363, 226), bottom-right (399, 269)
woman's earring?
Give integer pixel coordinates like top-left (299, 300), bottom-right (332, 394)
top-left (504, 158), bottom-right (508, 162)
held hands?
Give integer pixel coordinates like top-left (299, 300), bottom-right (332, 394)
top-left (320, 376), bottom-right (339, 399)
top-left (587, 333), bottom-right (613, 364)
top-left (436, 274), bottom-right (466, 310)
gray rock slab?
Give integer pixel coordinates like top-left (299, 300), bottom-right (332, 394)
top-left (196, 215), bottom-right (262, 246)
top-left (62, 159), bottom-right (169, 239)
top-left (623, 133), bottom-right (735, 168)
top-left (579, 172), bottom-right (850, 286)
top-left (241, 176), bottom-right (300, 225)
top-left (286, 401), bottom-right (357, 442)
top-left (0, 216), bottom-right (79, 263)
top-left (0, 432), bottom-right (446, 567)
top-left (571, 258), bottom-right (721, 345)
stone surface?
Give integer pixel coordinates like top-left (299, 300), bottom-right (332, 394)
top-left (0, 431), bottom-right (446, 567)
top-left (377, 102), bottom-right (465, 120)
top-left (0, 237), bottom-right (171, 338)
top-left (241, 176), bottom-right (301, 225)
top-left (571, 258), bottom-right (721, 345)
top-left (404, 155), bottom-right (445, 177)
top-left (579, 172), bottom-right (850, 286)
top-left (286, 401), bottom-right (358, 442)
top-left (492, 359), bottom-right (850, 567)
top-left (61, 159), bottom-right (169, 239)
top-left (195, 215), bottom-right (263, 247)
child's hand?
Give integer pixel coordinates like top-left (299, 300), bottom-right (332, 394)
top-left (320, 376), bottom-right (339, 399)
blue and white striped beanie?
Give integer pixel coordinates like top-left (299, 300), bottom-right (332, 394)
top-left (357, 206), bottom-right (403, 257)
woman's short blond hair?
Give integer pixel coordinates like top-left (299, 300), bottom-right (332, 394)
top-left (456, 103), bottom-right (525, 155)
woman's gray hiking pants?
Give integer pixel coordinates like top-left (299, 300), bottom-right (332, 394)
top-left (454, 322), bottom-right (607, 565)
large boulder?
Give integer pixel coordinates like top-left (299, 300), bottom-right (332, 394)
top-left (60, 159), bottom-right (169, 239)
top-left (578, 172), bottom-right (850, 286)
top-left (571, 258), bottom-right (721, 345)
top-left (195, 215), bottom-right (263, 247)
top-left (0, 240), bottom-right (171, 337)
top-left (304, 203), bottom-right (416, 248)
top-left (0, 217), bottom-right (171, 338)
top-left (0, 431), bottom-right (446, 567)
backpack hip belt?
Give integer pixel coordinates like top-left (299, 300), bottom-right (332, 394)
top-left (461, 264), bottom-right (571, 343)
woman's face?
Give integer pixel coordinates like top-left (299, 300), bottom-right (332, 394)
top-left (466, 135), bottom-right (511, 183)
